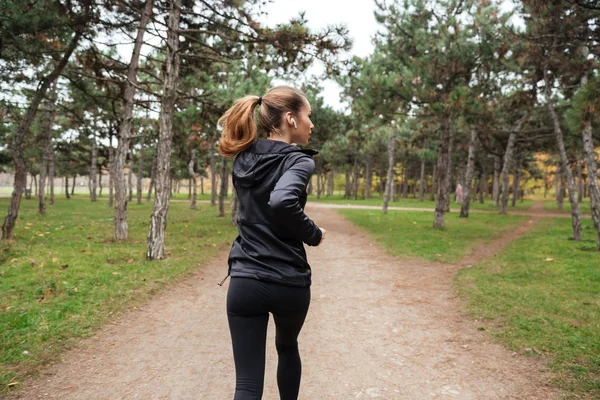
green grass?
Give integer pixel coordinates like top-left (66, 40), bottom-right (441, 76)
top-left (543, 198), bottom-right (592, 214)
top-left (456, 218), bottom-right (600, 398)
top-left (309, 194), bottom-right (534, 212)
top-left (0, 198), bottom-right (236, 392)
top-left (337, 209), bottom-right (527, 264)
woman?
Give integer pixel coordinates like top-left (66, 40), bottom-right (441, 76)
top-left (217, 85), bottom-right (326, 400)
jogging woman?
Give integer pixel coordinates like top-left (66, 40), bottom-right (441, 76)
top-left (217, 85), bottom-right (326, 400)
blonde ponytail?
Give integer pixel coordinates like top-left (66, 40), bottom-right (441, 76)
top-left (217, 96), bottom-right (261, 157)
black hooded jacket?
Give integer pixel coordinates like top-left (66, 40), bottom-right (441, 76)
top-left (226, 139), bottom-right (322, 287)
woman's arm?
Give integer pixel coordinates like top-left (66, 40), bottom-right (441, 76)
top-left (269, 155), bottom-right (322, 246)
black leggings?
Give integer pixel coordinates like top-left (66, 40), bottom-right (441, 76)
top-left (226, 277), bottom-right (311, 400)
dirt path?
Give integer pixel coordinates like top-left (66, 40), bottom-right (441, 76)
top-left (11, 206), bottom-right (561, 400)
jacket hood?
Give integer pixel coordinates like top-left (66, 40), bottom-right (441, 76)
top-left (233, 139), bottom-right (318, 187)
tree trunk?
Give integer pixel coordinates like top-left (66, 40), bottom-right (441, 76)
top-left (98, 169), bottom-right (103, 197)
top-left (401, 164), bottom-right (409, 198)
top-left (128, 163), bottom-right (133, 202)
top-left (219, 158), bottom-right (228, 217)
top-left (500, 113), bottom-right (528, 214)
top-left (147, 0), bottom-right (182, 259)
top-left (383, 121), bottom-right (398, 214)
top-left (38, 86), bottom-right (57, 215)
top-left (24, 174), bottom-right (31, 200)
top-left (555, 165), bottom-right (562, 209)
top-left (581, 103), bottom-right (600, 250)
top-left (365, 159), bottom-right (372, 199)
top-left (49, 146), bottom-right (55, 206)
top-left (108, 145), bottom-right (114, 208)
top-left (113, 0), bottom-right (153, 240)
top-left (344, 169), bottom-right (351, 199)
top-left (1, 18), bottom-right (86, 240)
top-left (352, 159), bottom-right (359, 200)
top-left (419, 159), bottom-right (426, 202)
top-left (512, 157), bottom-right (521, 207)
top-left (71, 174), bottom-right (76, 195)
top-left (493, 155), bottom-right (501, 207)
top-left (32, 175), bottom-right (38, 198)
top-left (328, 169), bottom-right (334, 196)
top-left (90, 126), bottom-right (98, 201)
top-left (479, 168), bottom-right (486, 204)
top-left (189, 149), bottom-right (197, 209)
top-left (433, 116), bottom-right (451, 228)
top-left (443, 121), bottom-right (454, 213)
top-left (137, 144), bottom-right (144, 204)
top-left (210, 156), bottom-right (217, 206)
top-left (65, 175), bottom-right (71, 199)
top-left (577, 160), bottom-right (583, 203)
top-left (544, 70), bottom-right (581, 240)
top-left (316, 172), bottom-right (322, 199)
top-left (200, 175), bottom-right (204, 195)
top-left (460, 126), bottom-right (478, 218)
top-left (147, 151), bottom-right (157, 202)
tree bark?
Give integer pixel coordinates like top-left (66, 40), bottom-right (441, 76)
top-left (544, 70), bottom-right (581, 240)
top-left (49, 144), bottom-right (55, 206)
top-left (419, 159), bottom-right (426, 202)
top-left (147, 151), bottom-right (157, 202)
top-left (479, 168), bottom-right (486, 204)
top-left (577, 160), bottom-right (583, 203)
top-left (582, 109), bottom-right (600, 250)
top-left (114, 0), bottom-right (154, 240)
top-left (460, 126), bottom-right (478, 218)
top-left (401, 164), bottom-right (409, 199)
top-left (500, 113), bottom-right (528, 214)
top-left (352, 159), bottom-right (359, 200)
top-left (512, 156), bottom-right (521, 207)
top-left (219, 158), bottom-right (228, 217)
top-left (433, 116), bottom-right (451, 228)
top-left (65, 175), bottom-right (70, 199)
top-left (210, 156), bottom-right (217, 206)
top-left (430, 163), bottom-right (437, 201)
top-left (328, 169), bottom-right (334, 196)
top-left (128, 162), bottom-right (133, 202)
top-left (493, 155), bottom-right (501, 207)
top-left (365, 159), bottom-right (372, 199)
top-left (189, 149), bottom-right (197, 209)
top-left (71, 174), bottom-right (76, 195)
top-left (108, 144), bottom-right (114, 208)
top-left (383, 121), bottom-right (398, 214)
top-left (90, 135), bottom-right (98, 201)
top-left (39, 85), bottom-right (57, 215)
top-left (1, 15), bottom-right (86, 240)
top-left (137, 144), bottom-right (144, 204)
top-left (147, 0), bottom-right (182, 259)
top-left (443, 121), bottom-right (454, 213)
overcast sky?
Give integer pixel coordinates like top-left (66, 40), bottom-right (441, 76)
top-left (261, 0), bottom-right (380, 111)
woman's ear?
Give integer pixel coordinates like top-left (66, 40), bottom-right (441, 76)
top-left (285, 111), bottom-right (294, 127)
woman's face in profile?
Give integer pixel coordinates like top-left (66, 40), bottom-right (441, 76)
top-left (291, 101), bottom-right (314, 146)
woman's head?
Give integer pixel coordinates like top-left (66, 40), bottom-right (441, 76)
top-left (217, 85), bottom-right (314, 157)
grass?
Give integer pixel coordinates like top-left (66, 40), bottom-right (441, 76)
top-left (309, 194), bottom-right (534, 212)
top-left (543, 198), bottom-right (592, 214)
top-left (337, 209), bottom-right (527, 264)
top-left (0, 198), bottom-right (237, 392)
top-left (456, 218), bottom-right (600, 398)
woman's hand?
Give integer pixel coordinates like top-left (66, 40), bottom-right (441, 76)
top-left (318, 227), bottom-right (327, 245)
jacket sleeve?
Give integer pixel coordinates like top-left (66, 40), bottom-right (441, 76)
top-left (268, 154), bottom-right (322, 246)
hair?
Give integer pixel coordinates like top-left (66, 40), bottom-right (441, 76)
top-left (217, 85), bottom-right (308, 157)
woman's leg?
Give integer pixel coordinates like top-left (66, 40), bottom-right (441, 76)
top-left (227, 278), bottom-right (269, 400)
top-left (271, 285), bottom-right (310, 400)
